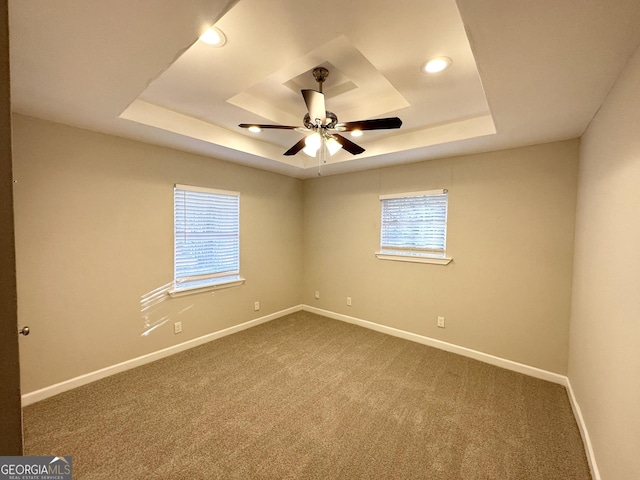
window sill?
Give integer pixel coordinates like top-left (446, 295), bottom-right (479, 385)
top-left (375, 252), bottom-right (453, 265)
top-left (168, 277), bottom-right (246, 297)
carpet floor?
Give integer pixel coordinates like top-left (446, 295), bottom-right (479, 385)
top-left (23, 311), bottom-right (591, 479)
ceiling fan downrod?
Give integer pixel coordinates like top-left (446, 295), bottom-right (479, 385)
top-left (312, 67), bottom-right (329, 93)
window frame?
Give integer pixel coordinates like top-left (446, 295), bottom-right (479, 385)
top-left (375, 189), bottom-right (452, 265)
top-left (171, 184), bottom-right (244, 296)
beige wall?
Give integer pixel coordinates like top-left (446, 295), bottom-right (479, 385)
top-left (12, 114), bottom-right (304, 393)
top-left (303, 141), bottom-right (579, 374)
top-left (13, 113), bottom-right (580, 394)
top-left (569, 44), bottom-right (640, 479)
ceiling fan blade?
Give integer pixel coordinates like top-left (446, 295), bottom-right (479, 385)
top-left (283, 137), bottom-right (307, 156)
top-left (301, 89), bottom-right (326, 125)
top-left (333, 134), bottom-right (365, 155)
top-left (336, 117), bottom-right (403, 131)
top-left (239, 123), bottom-right (298, 130)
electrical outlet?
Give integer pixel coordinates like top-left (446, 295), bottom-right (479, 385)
top-left (437, 316), bottom-right (445, 328)
top-left (314, 291), bottom-right (320, 300)
top-left (254, 301), bottom-right (260, 311)
top-left (174, 321), bottom-right (182, 334)
top-left (346, 297), bottom-right (352, 306)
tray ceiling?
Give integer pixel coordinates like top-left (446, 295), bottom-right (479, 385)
top-left (9, 0), bottom-right (640, 177)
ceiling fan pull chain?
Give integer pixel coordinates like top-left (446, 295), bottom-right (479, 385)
top-left (317, 137), bottom-right (328, 176)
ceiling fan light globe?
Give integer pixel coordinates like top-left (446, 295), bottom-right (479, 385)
top-left (305, 132), bottom-right (322, 150)
top-left (326, 137), bottom-right (343, 156)
top-left (303, 145), bottom-right (319, 157)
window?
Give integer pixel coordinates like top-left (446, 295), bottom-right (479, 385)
top-left (173, 184), bottom-right (243, 293)
top-left (376, 189), bottom-right (452, 265)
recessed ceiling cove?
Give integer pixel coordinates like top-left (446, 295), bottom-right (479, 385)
top-left (120, 0), bottom-right (495, 172)
top-left (227, 37), bottom-right (410, 129)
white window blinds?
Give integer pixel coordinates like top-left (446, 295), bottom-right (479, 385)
top-left (380, 189), bottom-right (448, 258)
top-left (174, 184), bottom-right (240, 291)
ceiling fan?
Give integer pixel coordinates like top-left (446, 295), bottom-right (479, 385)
top-left (239, 67), bottom-right (402, 158)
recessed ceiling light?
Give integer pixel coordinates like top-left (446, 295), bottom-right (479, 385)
top-left (247, 126), bottom-right (261, 133)
top-left (350, 130), bottom-right (363, 137)
top-left (422, 56), bottom-right (452, 74)
top-left (199, 27), bottom-right (226, 47)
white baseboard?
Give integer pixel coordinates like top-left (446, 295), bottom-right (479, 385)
top-left (21, 305), bottom-right (303, 406)
top-left (303, 305), bottom-right (566, 385)
top-left (22, 303), bottom-right (600, 479)
top-left (302, 305), bottom-right (601, 479)
top-left (565, 378), bottom-right (601, 480)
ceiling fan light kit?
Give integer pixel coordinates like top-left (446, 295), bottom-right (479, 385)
top-left (238, 67), bottom-right (403, 162)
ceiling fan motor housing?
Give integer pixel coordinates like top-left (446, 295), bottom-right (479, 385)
top-left (304, 111), bottom-right (337, 129)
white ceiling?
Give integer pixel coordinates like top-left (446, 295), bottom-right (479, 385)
top-left (9, 0), bottom-right (640, 178)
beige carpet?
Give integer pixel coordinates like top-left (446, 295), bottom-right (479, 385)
top-left (23, 311), bottom-right (591, 479)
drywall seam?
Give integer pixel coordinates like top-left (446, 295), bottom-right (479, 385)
top-left (302, 305), bottom-right (566, 384)
top-left (565, 378), bottom-right (602, 480)
top-left (21, 305), bottom-right (304, 406)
